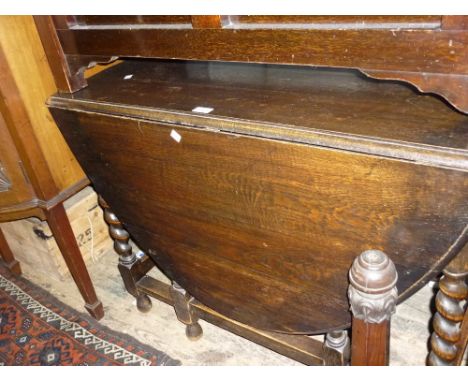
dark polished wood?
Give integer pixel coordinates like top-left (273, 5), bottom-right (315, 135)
top-left (351, 320), bottom-right (391, 366)
top-left (57, 29), bottom-right (467, 76)
top-left (99, 195), bottom-right (152, 313)
top-left (50, 60), bottom-right (468, 157)
top-left (36, 15), bottom-right (468, 112)
top-left (40, 16), bottom-right (468, 363)
top-left (170, 282), bottom-right (203, 341)
top-left (49, 59), bottom-right (467, 356)
top-left (137, 275), bottom-right (329, 365)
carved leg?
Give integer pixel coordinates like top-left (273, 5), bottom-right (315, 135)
top-left (99, 196), bottom-right (152, 313)
top-left (428, 247), bottom-right (468, 366)
top-left (323, 330), bottom-right (350, 365)
top-left (170, 282), bottom-right (203, 341)
top-left (45, 202), bottom-right (104, 320)
top-left (0, 227), bottom-right (21, 275)
top-left (348, 250), bottom-right (398, 366)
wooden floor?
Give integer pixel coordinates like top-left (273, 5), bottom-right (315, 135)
top-left (15, 247), bottom-right (449, 366)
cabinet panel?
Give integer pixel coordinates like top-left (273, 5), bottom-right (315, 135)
top-left (0, 16), bottom-right (85, 192)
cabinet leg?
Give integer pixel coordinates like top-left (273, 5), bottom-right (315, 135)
top-left (348, 250), bottom-right (398, 366)
top-left (170, 281), bottom-right (203, 341)
top-left (99, 195), bottom-right (152, 313)
top-left (45, 202), bottom-right (104, 320)
top-left (428, 247), bottom-right (468, 366)
top-left (0, 227), bottom-right (21, 275)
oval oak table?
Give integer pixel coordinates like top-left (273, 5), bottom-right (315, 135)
top-left (47, 60), bottom-right (468, 365)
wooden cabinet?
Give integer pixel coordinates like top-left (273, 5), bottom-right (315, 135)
top-left (36, 15), bottom-right (468, 113)
top-left (0, 16), bottom-right (103, 320)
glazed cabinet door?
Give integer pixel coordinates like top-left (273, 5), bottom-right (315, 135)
top-left (0, 110), bottom-right (35, 219)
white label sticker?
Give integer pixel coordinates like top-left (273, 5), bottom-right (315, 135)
top-left (123, 74), bottom-right (133, 80)
top-left (170, 129), bottom-right (182, 143)
top-left (192, 106), bottom-right (214, 114)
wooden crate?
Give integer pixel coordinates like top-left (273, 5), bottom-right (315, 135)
top-left (1, 187), bottom-right (112, 281)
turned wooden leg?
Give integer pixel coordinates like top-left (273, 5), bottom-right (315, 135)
top-left (428, 246), bottom-right (468, 366)
top-left (170, 281), bottom-right (203, 341)
top-left (0, 227), bottom-right (21, 275)
top-left (323, 330), bottom-right (350, 365)
top-left (99, 195), bottom-right (152, 313)
top-left (45, 202), bottom-right (104, 320)
top-left (348, 250), bottom-right (398, 366)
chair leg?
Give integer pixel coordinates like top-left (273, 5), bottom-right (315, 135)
top-left (348, 250), bottom-right (398, 366)
top-left (0, 227), bottom-right (21, 275)
top-left (45, 202), bottom-right (104, 320)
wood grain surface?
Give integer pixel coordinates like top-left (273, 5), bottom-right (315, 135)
top-left (57, 28), bottom-right (468, 77)
top-left (49, 60), bottom-right (468, 334)
top-left (0, 16), bottom-right (85, 192)
top-left (36, 15), bottom-right (468, 111)
top-left (50, 111), bottom-right (468, 334)
top-left (52, 60), bottom-right (468, 152)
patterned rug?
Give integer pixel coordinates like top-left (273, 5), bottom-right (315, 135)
top-left (0, 265), bottom-right (180, 366)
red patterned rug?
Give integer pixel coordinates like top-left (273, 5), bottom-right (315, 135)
top-left (0, 265), bottom-right (180, 366)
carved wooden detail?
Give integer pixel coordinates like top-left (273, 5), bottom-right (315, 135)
top-left (428, 249), bottom-right (468, 366)
top-left (349, 250), bottom-right (398, 365)
top-left (362, 70), bottom-right (468, 115)
top-left (348, 250), bottom-right (398, 324)
top-left (100, 196), bottom-right (135, 266)
top-left (98, 195), bottom-right (153, 312)
top-left (170, 282), bottom-right (203, 341)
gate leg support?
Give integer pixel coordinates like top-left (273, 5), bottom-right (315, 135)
top-left (99, 195), bottom-right (152, 313)
top-left (170, 282), bottom-right (203, 341)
